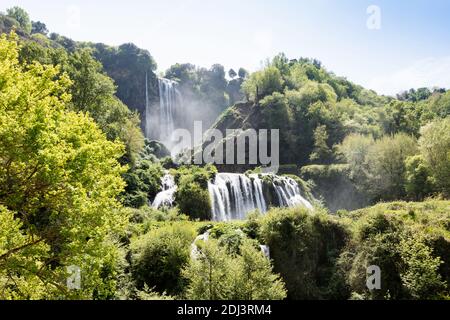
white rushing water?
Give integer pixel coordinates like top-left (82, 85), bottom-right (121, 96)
top-left (145, 77), bottom-right (182, 147)
top-left (158, 78), bottom-right (181, 145)
top-left (144, 72), bottom-right (151, 138)
top-left (153, 172), bottom-right (313, 221)
top-left (272, 176), bottom-right (314, 210)
top-left (208, 173), bottom-right (313, 221)
top-left (152, 173), bottom-right (177, 209)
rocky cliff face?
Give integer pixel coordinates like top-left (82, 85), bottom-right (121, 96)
top-left (204, 101), bottom-right (279, 173)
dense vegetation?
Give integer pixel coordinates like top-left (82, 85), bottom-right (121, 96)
top-left (212, 53), bottom-right (450, 210)
top-left (0, 8), bottom-right (449, 301)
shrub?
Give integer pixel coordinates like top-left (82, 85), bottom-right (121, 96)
top-left (419, 118), bottom-right (450, 196)
top-left (183, 238), bottom-right (286, 300)
top-left (130, 223), bottom-right (197, 296)
top-left (175, 180), bottom-right (211, 220)
top-left (259, 207), bottom-right (349, 299)
top-left (339, 206), bottom-right (449, 300)
top-left (404, 155), bottom-right (435, 200)
top-left (173, 165), bottom-right (217, 220)
top-left (123, 160), bottom-right (164, 208)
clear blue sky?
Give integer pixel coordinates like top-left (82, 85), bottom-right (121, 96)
top-left (2, 0), bottom-right (450, 95)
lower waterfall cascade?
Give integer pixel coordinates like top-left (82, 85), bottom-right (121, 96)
top-left (153, 172), bottom-right (313, 221)
top-left (208, 173), bottom-right (313, 221)
top-left (152, 172), bottom-right (177, 209)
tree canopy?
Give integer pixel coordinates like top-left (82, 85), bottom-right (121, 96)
top-left (0, 33), bottom-right (128, 299)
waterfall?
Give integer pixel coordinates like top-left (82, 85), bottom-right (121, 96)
top-left (158, 78), bottom-right (181, 146)
top-left (145, 72), bottom-right (151, 138)
top-left (208, 173), bottom-right (313, 221)
top-left (272, 176), bottom-right (314, 210)
top-left (153, 172), bottom-right (313, 221)
top-left (152, 172), bottom-right (177, 209)
top-left (208, 173), bottom-right (267, 221)
top-left (144, 77), bottom-right (182, 148)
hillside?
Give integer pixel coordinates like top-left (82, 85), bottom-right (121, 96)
top-left (0, 6), bottom-right (449, 302)
top-left (208, 54), bottom-right (450, 210)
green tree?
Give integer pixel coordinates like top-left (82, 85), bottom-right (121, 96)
top-left (242, 66), bottom-right (284, 101)
top-left (66, 48), bottom-right (144, 164)
top-left (339, 133), bottom-right (417, 201)
top-left (399, 235), bottom-right (446, 299)
top-left (404, 155), bottom-right (435, 201)
top-left (0, 33), bottom-right (127, 299)
top-left (260, 207), bottom-right (349, 299)
top-left (131, 223), bottom-right (196, 296)
top-left (175, 180), bottom-right (211, 220)
top-left (6, 7), bottom-right (32, 34)
top-left (183, 238), bottom-right (286, 300)
top-left (339, 212), bottom-right (446, 300)
top-left (419, 118), bottom-right (450, 196)
top-left (365, 133), bottom-right (418, 200)
top-left (232, 239), bottom-right (287, 300)
top-left (123, 160), bottom-right (164, 208)
top-left (310, 125), bottom-right (334, 164)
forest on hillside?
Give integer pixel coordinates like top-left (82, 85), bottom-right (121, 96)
top-left (0, 7), bottom-right (449, 301)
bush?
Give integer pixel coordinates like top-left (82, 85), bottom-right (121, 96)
top-left (175, 180), bottom-right (211, 220)
top-left (130, 223), bottom-right (197, 296)
top-left (242, 66), bottom-right (284, 101)
top-left (405, 155), bottom-right (435, 200)
top-left (173, 165), bottom-right (217, 220)
top-left (339, 202), bottom-right (449, 299)
top-left (259, 207), bottom-right (349, 299)
top-left (123, 160), bottom-right (164, 208)
top-left (419, 118), bottom-right (450, 196)
top-left (183, 238), bottom-right (287, 300)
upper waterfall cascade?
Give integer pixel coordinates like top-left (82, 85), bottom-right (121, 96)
top-left (145, 77), bottom-right (182, 148)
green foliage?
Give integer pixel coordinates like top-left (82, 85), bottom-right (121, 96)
top-left (259, 207), bottom-right (349, 299)
top-left (130, 222), bottom-right (196, 296)
top-left (339, 133), bottom-right (418, 202)
top-left (183, 238), bottom-right (286, 300)
top-left (16, 34), bottom-right (145, 166)
top-left (165, 63), bottom-right (232, 123)
top-left (399, 235), bottom-right (446, 299)
top-left (260, 92), bottom-right (291, 129)
top-left (6, 7), bottom-right (31, 34)
top-left (419, 118), bottom-right (450, 196)
top-left (92, 42), bottom-right (158, 115)
top-left (0, 33), bottom-right (128, 299)
top-left (339, 204), bottom-right (449, 300)
top-left (405, 155), bottom-right (435, 200)
top-left (123, 160), bottom-right (164, 208)
top-left (383, 101), bottom-right (421, 136)
top-left (176, 180), bottom-right (211, 220)
top-left (0, 15), bottom-right (20, 34)
top-left (238, 68), bottom-right (248, 79)
top-left (242, 66), bottom-right (284, 101)
top-left (310, 125), bottom-right (334, 164)
top-left (65, 48), bottom-right (145, 164)
top-left (173, 164), bottom-right (217, 189)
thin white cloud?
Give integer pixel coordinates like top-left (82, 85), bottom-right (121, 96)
top-left (367, 56), bottom-right (450, 96)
